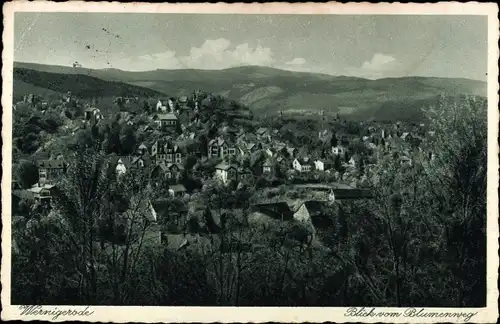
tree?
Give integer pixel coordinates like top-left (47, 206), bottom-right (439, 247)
top-left (359, 95), bottom-right (487, 307)
top-left (421, 95), bottom-right (487, 306)
top-left (106, 121), bottom-right (122, 154)
top-left (330, 131), bottom-right (338, 147)
top-left (16, 160), bottom-right (39, 188)
top-left (120, 125), bottom-right (137, 155)
top-left (54, 147), bottom-right (158, 304)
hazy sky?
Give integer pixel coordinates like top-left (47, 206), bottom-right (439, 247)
top-left (14, 13), bottom-right (487, 80)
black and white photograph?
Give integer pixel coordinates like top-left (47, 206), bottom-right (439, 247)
top-left (2, 2), bottom-right (498, 323)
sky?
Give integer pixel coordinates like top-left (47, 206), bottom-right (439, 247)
top-left (14, 13), bottom-right (487, 80)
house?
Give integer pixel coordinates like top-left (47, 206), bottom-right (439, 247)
top-left (150, 163), bottom-right (170, 182)
top-left (37, 159), bottom-right (67, 184)
top-left (246, 142), bottom-right (260, 154)
top-left (256, 127), bottom-right (269, 136)
top-left (214, 162), bottom-right (238, 185)
top-left (166, 163), bottom-right (184, 180)
top-left (264, 147), bottom-right (275, 158)
top-left (156, 100), bottom-right (167, 112)
top-left (152, 113), bottom-right (178, 130)
top-left (150, 162), bottom-right (183, 182)
top-left (400, 156), bottom-right (413, 166)
top-left (136, 143), bottom-right (148, 155)
top-left (168, 184), bottom-right (188, 198)
top-left (292, 157), bottom-right (312, 173)
top-left (238, 166), bottom-right (254, 183)
top-left (262, 158), bottom-right (275, 175)
top-left (285, 147), bottom-right (298, 159)
top-left (84, 107), bottom-right (103, 123)
top-left (208, 137), bottom-right (222, 158)
top-left (151, 140), bottom-right (183, 164)
top-left (130, 155), bottom-right (151, 169)
top-left (115, 158), bottom-right (128, 176)
top-left (207, 137), bottom-right (237, 159)
top-left (274, 142), bottom-right (287, 152)
top-left (27, 183), bottom-right (57, 205)
top-left (314, 159), bottom-right (325, 171)
top-left (331, 146), bottom-right (345, 156)
top-left (347, 155), bottom-right (359, 168)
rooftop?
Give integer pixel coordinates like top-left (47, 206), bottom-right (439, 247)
top-left (215, 162), bottom-right (236, 171)
top-left (155, 113), bottom-right (178, 120)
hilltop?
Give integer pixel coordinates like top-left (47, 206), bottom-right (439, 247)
top-left (13, 67), bottom-right (167, 101)
top-left (14, 62), bottom-right (486, 121)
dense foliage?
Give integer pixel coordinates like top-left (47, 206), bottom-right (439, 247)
top-left (11, 96), bottom-right (487, 306)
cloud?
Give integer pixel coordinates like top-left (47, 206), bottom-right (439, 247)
top-left (362, 53), bottom-right (396, 71)
top-left (180, 38), bottom-right (274, 69)
top-left (286, 57), bottom-right (307, 66)
top-left (104, 38), bottom-right (277, 71)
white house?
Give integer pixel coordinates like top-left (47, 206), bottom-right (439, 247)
top-left (168, 99), bottom-right (175, 112)
top-left (215, 162), bottom-right (238, 185)
top-left (265, 148), bottom-right (274, 158)
top-left (293, 203), bottom-right (311, 223)
top-left (314, 160), bottom-right (325, 171)
top-left (348, 157), bottom-right (356, 168)
top-left (293, 157), bottom-right (312, 173)
top-left (116, 158), bottom-right (127, 176)
top-left (156, 100), bottom-right (163, 111)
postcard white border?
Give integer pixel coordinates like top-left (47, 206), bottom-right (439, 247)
top-left (2, 2), bottom-right (499, 323)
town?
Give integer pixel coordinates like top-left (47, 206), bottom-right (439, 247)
top-left (12, 88), bottom-right (437, 246)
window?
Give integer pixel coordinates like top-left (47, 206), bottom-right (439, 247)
top-left (166, 154), bottom-right (173, 162)
top-left (175, 153), bottom-right (182, 163)
top-left (228, 148), bottom-right (236, 155)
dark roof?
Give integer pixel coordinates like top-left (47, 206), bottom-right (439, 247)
top-left (256, 127), bottom-right (269, 135)
top-left (252, 202), bottom-right (294, 221)
top-left (215, 162), bottom-right (236, 171)
top-left (131, 155), bottom-right (152, 167)
top-left (155, 113), bottom-right (178, 120)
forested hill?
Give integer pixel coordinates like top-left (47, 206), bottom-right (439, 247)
top-left (13, 67), bottom-right (167, 100)
top-left (14, 62), bottom-right (487, 121)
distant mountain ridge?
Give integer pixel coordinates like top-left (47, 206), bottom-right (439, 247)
top-left (13, 62), bottom-right (487, 121)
